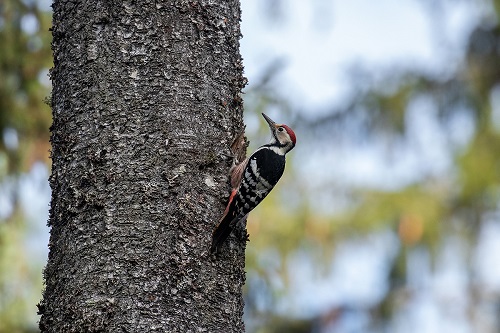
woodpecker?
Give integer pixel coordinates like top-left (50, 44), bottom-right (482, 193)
top-left (211, 113), bottom-right (296, 253)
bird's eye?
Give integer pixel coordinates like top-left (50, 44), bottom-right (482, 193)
top-left (278, 127), bottom-right (284, 132)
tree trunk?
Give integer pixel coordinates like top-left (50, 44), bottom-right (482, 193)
top-left (39, 1), bottom-right (247, 332)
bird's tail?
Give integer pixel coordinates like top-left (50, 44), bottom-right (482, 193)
top-left (211, 215), bottom-right (240, 253)
top-left (211, 190), bottom-right (239, 253)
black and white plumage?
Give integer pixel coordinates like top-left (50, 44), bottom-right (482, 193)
top-left (211, 113), bottom-right (296, 253)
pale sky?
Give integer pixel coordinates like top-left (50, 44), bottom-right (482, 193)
top-left (241, 0), bottom-right (479, 111)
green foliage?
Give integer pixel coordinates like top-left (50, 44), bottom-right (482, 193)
top-left (458, 127), bottom-right (500, 208)
top-left (0, 211), bottom-right (42, 333)
top-left (0, 0), bottom-right (52, 173)
top-left (0, 1), bottom-right (52, 332)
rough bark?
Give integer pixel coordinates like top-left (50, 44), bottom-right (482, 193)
top-left (39, 1), bottom-right (247, 332)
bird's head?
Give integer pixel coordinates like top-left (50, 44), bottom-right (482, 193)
top-left (262, 113), bottom-right (296, 154)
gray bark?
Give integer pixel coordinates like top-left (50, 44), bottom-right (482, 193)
top-left (39, 1), bottom-right (247, 332)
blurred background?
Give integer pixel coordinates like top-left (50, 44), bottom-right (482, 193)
top-left (1, 0), bottom-right (500, 332)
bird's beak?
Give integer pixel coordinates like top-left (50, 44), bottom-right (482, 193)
top-left (262, 113), bottom-right (277, 129)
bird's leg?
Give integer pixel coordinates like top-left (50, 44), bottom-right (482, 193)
top-left (219, 131), bottom-right (247, 177)
top-left (227, 131), bottom-right (249, 189)
top-left (230, 131), bottom-right (248, 166)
